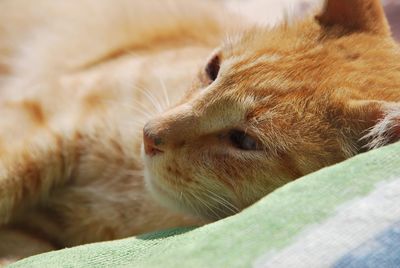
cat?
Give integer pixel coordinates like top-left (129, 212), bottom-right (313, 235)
top-left (1, 0), bottom-right (400, 264)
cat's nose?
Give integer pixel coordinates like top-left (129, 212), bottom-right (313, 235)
top-left (143, 123), bottom-right (164, 157)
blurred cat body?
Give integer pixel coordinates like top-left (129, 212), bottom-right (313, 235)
top-left (0, 0), bottom-right (230, 262)
top-left (0, 0), bottom-right (400, 264)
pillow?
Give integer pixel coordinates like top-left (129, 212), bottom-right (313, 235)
top-left (11, 142), bottom-right (400, 268)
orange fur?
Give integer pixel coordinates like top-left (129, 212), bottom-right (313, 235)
top-left (0, 0), bottom-right (399, 263)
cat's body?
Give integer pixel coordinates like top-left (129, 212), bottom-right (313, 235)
top-left (1, 0), bottom-right (400, 264)
top-left (0, 0), bottom-right (233, 262)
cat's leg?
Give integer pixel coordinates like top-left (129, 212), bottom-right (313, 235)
top-left (0, 101), bottom-right (75, 225)
top-left (0, 130), bottom-right (70, 264)
top-left (0, 132), bottom-right (74, 225)
top-left (363, 107), bottom-right (400, 149)
top-left (346, 100), bottom-right (400, 150)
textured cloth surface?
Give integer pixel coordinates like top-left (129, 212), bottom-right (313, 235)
top-left (11, 142), bottom-right (400, 268)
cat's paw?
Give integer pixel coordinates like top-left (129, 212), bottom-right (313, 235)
top-left (363, 107), bottom-right (400, 149)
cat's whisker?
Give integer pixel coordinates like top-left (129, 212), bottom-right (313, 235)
top-left (209, 193), bottom-right (239, 213)
top-left (202, 187), bottom-right (238, 209)
top-left (137, 89), bottom-right (163, 113)
top-left (189, 191), bottom-right (221, 220)
top-left (122, 104), bottom-right (154, 119)
top-left (181, 192), bottom-right (203, 218)
top-left (131, 84), bottom-right (164, 113)
top-left (192, 189), bottom-right (237, 219)
top-left (202, 192), bottom-right (238, 215)
top-left (127, 104), bottom-right (156, 121)
top-left (101, 99), bottom-right (149, 113)
top-left (126, 83), bottom-right (160, 112)
top-left (158, 76), bottom-right (171, 109)
top-left (101, 100), bottom-right (155, 119)
top-left (201, 193), bottom-right (238, 218)
top-left (135, 69), bottom-right (171, 111)
top-left (202, 188), bottom-right (239, 214)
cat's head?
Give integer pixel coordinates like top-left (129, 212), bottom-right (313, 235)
top-left (142, 0), bottom-right (400, 220)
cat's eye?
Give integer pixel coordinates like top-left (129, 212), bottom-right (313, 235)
top-left (205, 55), bottom-right (220, 82)
top-left (229, 130), bottom-right (261, 151)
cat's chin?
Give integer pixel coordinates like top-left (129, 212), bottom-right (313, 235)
top-left (141, 145), bottom-right (237, 221)
top-left (142, 164), bottom-right (225, 221)
top-left (144, 169), bottom-right (236, 221)
top-left (143, 165), bottom-right (199, 218)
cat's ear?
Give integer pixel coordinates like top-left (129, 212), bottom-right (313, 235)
top-left (316, 0), bottom-right (390, 35)
top-left (344, 100), bottom-right (400, 150)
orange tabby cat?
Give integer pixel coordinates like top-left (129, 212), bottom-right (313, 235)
top-left (1, 0), bottom-right (400, 264)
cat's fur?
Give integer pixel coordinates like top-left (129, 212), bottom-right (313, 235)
top-left (1, 0), bottom-right (400, 264)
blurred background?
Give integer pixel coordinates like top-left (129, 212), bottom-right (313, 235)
top-left (225, 0), bottom-right (399, 41)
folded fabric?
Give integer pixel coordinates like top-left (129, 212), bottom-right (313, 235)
top-left (11, 142), bottom-right (400, 268)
